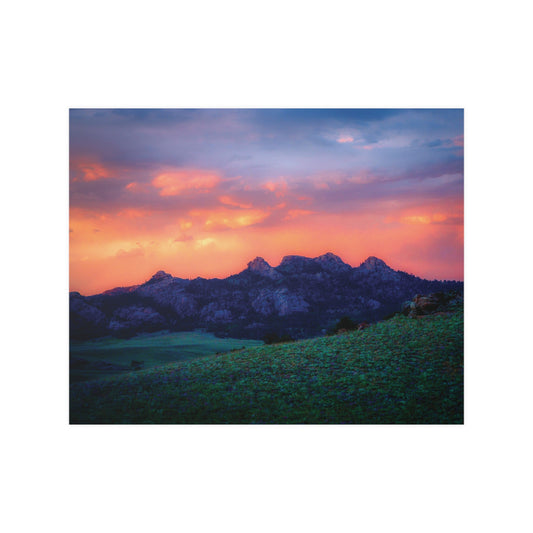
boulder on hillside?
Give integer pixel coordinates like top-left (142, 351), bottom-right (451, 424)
top-left (402, 292), bottom-right (462, 318)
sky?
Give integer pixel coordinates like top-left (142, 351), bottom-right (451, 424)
top-left (69, 109), bottom-right (463, 295)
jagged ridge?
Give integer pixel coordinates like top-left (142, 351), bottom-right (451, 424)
top-left (70, 254), bottom-right (463, 340)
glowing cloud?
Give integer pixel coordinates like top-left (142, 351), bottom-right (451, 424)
top-left (337, 135), bottom-right (354, 143)
top-left (263, 180), bottom-right (288, 197)
top-left (125, 182), bottom-right (149, 193)
top-left (195, 237), bottom-right (216, 249)
top-left (401, 213), bottom-right (461, 225)
top-left (284, 209), bottom-right (315, 220)
top-left (203, 207), bottom-right (271, 230)
top-left (73, 161), bottom-right (112, 181)
top-left (403, 215), bottom-right (432, 225)
top-left (117, 208), bottom-right (151, 219)
top-left (174, 233), bottom-right (194, 242)
top-left (219, 195), bottom-right (253, 209)
top-left (152, 169), bottom-right (220, 196)
top-left (115, 246), bottom-right (144, 258)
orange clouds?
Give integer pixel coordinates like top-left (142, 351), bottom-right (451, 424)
top-left (284, 209), bottom-right (315, 221)
top-left (400, 211), bottom-right (462, 226)
top-left (71, 160), bottom-right (113, 181)
top-left (70, 192), bottom-right (463, 293)
top-left (70, 176), bottom-right (463, 294)
top-left (117, 208), bottom-right (152, 219)
top-left (115, 246), bottom-right (145, 258)
top-left (125, 181), bottom-right (149, 193)
top-left (263, 180), bottom-right (288, 197)
top-left (402, 215), bottom-right (434, 225)
top-left (202, 207), bottom-right (270, 230)
top-left (82, 164), bottom-right (110, 181)
top-left (152, 169), bottom-right (220, 196)
top-left (70, 207), bottom-right (174, 264)
top-left (219, 195), bottom-right (252, 209)
top-left (69, 110), bottom-right (463, 295)
top-left (174, 233), bottom-right (194, 242)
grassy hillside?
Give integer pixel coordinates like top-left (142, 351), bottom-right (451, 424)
top-left (70, 308), bottom-right (463, 424)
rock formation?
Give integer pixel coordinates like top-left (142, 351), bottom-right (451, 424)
top-left (70, 254), bottom-right (463, 340)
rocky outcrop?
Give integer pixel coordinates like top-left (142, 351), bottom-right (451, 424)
top-left (313, 252), bottom-right (352, 273)
top-left (277, 255), bottom-right (322, 274)
top-left (401, 292), bottom-right (463, 318)
top-left (246, 257), bottom-right (282, 280)
top-left (359, 256), bottom-right (389, 271)
top-left (135, 276), bottom-right (195, 316)
top-left (169, 293), bottom-right (198, 317)
top-left (136, 272), bottom-right (184, 298)
top-left (149, 270), bottom-right (173, 282)
top-left (102, 285), bottom-right (140, 296)
top-left (69, 292), bottom-right (108, 339)
top-left (108, 305), bottom-right (167, 335)
top-left (70, 293), bottom-right (107, 324)
top-left (357, 256), bottom-right (400, 282)
top-left (200, 302), bottom-right (232, 322)
top-left (251, 288), bottom-right (310, 316)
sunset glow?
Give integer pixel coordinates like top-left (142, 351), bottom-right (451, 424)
top-left (70, 109), bottom-right (463, 295)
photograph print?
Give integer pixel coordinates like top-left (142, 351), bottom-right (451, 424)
top-left (69, 108), bottom-right (464, 424)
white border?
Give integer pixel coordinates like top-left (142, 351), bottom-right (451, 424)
top-left (3, 1), bottom-right (532, 532)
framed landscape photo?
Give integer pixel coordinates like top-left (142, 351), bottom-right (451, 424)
top-left (69, 108), bottom-right (464, 424)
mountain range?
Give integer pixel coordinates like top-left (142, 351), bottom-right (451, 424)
top-left (70, 253), bottom-right (463, 340)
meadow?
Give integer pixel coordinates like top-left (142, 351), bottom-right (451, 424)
top-left (70, 330), bottom-right (263, 383)
top-left (70, 308), bottom-right (463, 424)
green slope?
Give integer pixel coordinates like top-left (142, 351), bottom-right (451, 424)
top-left (70, 309), bottom-right (463, 424)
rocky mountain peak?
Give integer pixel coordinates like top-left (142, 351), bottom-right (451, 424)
top-left (279, 255), bottom-right (312, 267)
top-left (317, 252), bottom-right (342, 261)
top-left (277, 255), bottom-right (321, 275)
top-left (359, 256), bottom-right (390, 271)
top-left (247, 256), bottom-right (281, 279)
top-left (149, 270), bottom-right (173, 282)
top-left (313, 252), bottom-right (352, 272)
top-left (247, 256), bottom-right (271, 272)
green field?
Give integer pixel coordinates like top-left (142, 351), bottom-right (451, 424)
top-left (70, 330), bottom-right (263, 383)
top-left (70, 309), bottom-right (463, 424)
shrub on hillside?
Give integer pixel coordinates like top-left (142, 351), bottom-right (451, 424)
top-left (263, 332), bottom-right (294, 345)
top-left (328, 316), bottom-right (357, 335)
